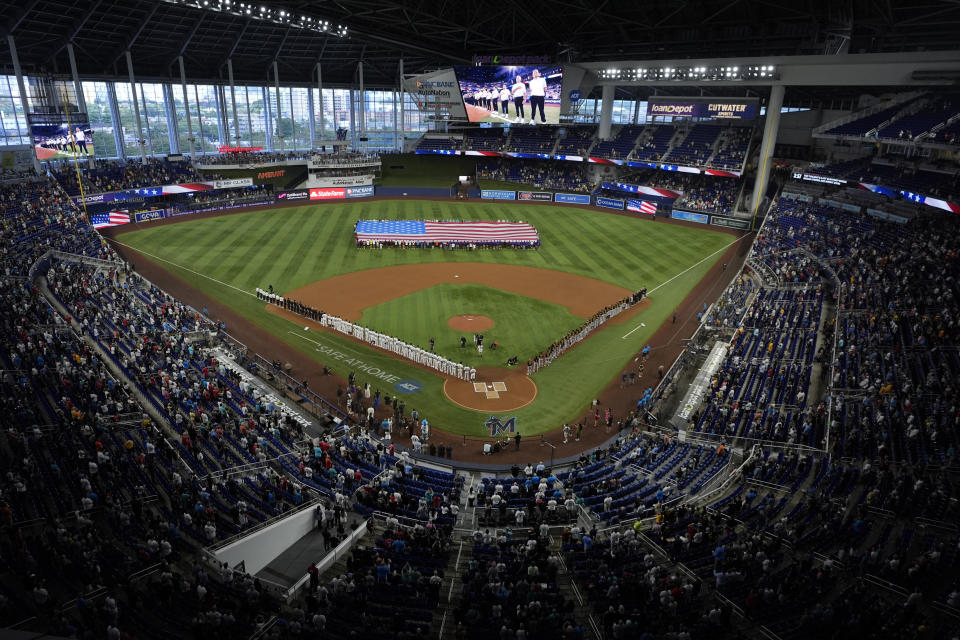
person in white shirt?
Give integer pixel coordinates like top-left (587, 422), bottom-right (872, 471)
top-left (511, 76), bottom-right (526, 122)
top-left (499, 86), bottom-right (510, 116)
top-left (528, 69), bottom-right (547, 124)
top-left (75, 128), bottom-right (88, 154)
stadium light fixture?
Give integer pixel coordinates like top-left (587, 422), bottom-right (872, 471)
top-left (161, 0), bottom-right (349, 37)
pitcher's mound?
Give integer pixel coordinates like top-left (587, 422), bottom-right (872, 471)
top-left (448, 314), bottom-right (494, 331)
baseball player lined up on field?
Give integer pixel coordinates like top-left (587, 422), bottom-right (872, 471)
top-left (319, 312), bottom-right (478, 381)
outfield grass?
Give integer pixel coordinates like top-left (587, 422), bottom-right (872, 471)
top-left (116, 199), bottom-right (732, 436)
top-left (358, 283), bottom-right (583, 368)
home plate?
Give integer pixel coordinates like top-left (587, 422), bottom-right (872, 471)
top-left (454, 275), bottom-right (460, 278)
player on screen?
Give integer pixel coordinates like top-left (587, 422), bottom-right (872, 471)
top-left (528, 69), bottom-right (547, 124)
top-left (511, 75), bottom-right (526, 123)
top-left (499, 86), bottom-right (510, 116)
top-left (75, 128), bottom-right (88, 154)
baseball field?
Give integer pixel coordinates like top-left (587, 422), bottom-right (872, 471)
top-left (111, 199), bottom-right (735, 437)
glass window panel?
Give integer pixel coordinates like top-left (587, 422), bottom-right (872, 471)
top-left (81, 81), bottom-right (118, 158)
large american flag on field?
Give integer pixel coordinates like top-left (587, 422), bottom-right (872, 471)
top-left (626, 199), bottom-right (658, 215)
top-left (355, 220), bottom-right (539, 244)
top-left (90, 211), bottom-right (131, 229)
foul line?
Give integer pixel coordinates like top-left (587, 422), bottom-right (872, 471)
top-left (108, 239), bottom-right (256, 298)
top-left (287, 329), bottom-right (371, 359)
top-left (620, 232), bottom-right (752, 340)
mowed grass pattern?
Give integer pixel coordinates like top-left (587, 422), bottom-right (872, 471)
top-left (117, 200), bottom-right (733, 436)
top-left (358, 283), bottom-right (584, 367)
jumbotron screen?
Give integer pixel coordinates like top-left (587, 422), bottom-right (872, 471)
top-left (454, 65), bottom-right (563, 124)
top-left (31, 121), bottom-right (95, 161)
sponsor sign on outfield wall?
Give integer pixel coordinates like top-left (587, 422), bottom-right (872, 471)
top-left (518, 191), bottom-right (553, 201)
top-left (671, 210), bottom-right (710, 224)
top-left (554, 192), bottom-right (591, 204)
top-left (133, 209), bottom-right (166, 223)
top-left (275, 190), bottom-right (310, 201)
top-left (481, 189), bottom-right (517, 200)
top-left (595, 196), bottom-right (625, 210)
top-left (709, 215), bottom-right (751, 230)
top-left (345, 186), bottom-right (374, 198)
top-left (310, 188), bottom-right (346, 200)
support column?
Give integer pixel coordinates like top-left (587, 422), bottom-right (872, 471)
top-left (750, 84), bottom-right (784, 224)
top-left (392, 88), bottom-right (399, 151)
top-left (217, 84), bottom-right (229, 147)
top-left (349, 85), bottom-right (356, 150)
top-left (163, 84), bottom-right (179, 154)
top-left (7, 35), bottom-right (41, 172)
top-left (307, 84), bottom-right (316, 149)
top-left (139, 84), bottom-right (153, 154)
top-left (66, 43), bottom-right (87, 116)
top-left (124, 50), bottom-right (147, 162)
top-left (316, 63), bottom-right (324, 145)
top-left (227, 58), bottom-right (241, 146)
top-left (398, 58), bottom-right (405, 152)
top-left (358, 61), bottom-right (366, 150)
top-left (632, 96), bottom-right (641, 124)
top-left (263, 86), bottom-right (272, 150)
top-left (598, 84), bottom-right (615, 140)
top-left (273, 60), bottom-right (284, 152)
top-left (178, 56), bottom-right (195, 157)
top-left (106, 82), bottom-right (125, 160)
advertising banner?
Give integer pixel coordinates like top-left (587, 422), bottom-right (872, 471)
top-left (133, 209), bottom-right (166, 223)
top-left (213, 178), bottom-right (254, 189)
top-left (595, 196), bottom-right (625, 210)
top-left (518, 191), bottom-right (553, 201)
top-left (648, 98), bottom-right (758, 120)
top-left (709, 215), bottom-right (751, 230)
top-left (801, 173), bottom-right (846, 185)
top-left (671, 210), bottom-right (709, 224)
top-left (345, 185), bottom-right (374, 198)
top-left (276, 189), bottom-right (310, 202)
top-left (554, 193), bottom-right (591, 204)
top-left (309, 188), bottom-right (346, 200)
top-left (463, 150), bottom-right (502, 157)
top-left (481, 189), bottom-right (517, 200)
top-left (626, 161), bottom-right (659, 169)
top-left (310, 175), bottom-right (374, 188)
top-left (402, 68), bottom-right (468, 121)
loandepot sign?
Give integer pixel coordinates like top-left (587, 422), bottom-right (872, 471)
top-left (289, 331), bottom-right (403, 384)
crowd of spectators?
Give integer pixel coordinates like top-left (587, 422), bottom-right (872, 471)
top-left (53, 159), bottom-right (202, 196)
top-left (477, 158), bottom-right (592, 193)
top-left (4, 146), bottom-right (960, 639)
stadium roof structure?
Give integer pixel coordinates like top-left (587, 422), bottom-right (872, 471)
top-left (1, 0), bottom-right (960, 88)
